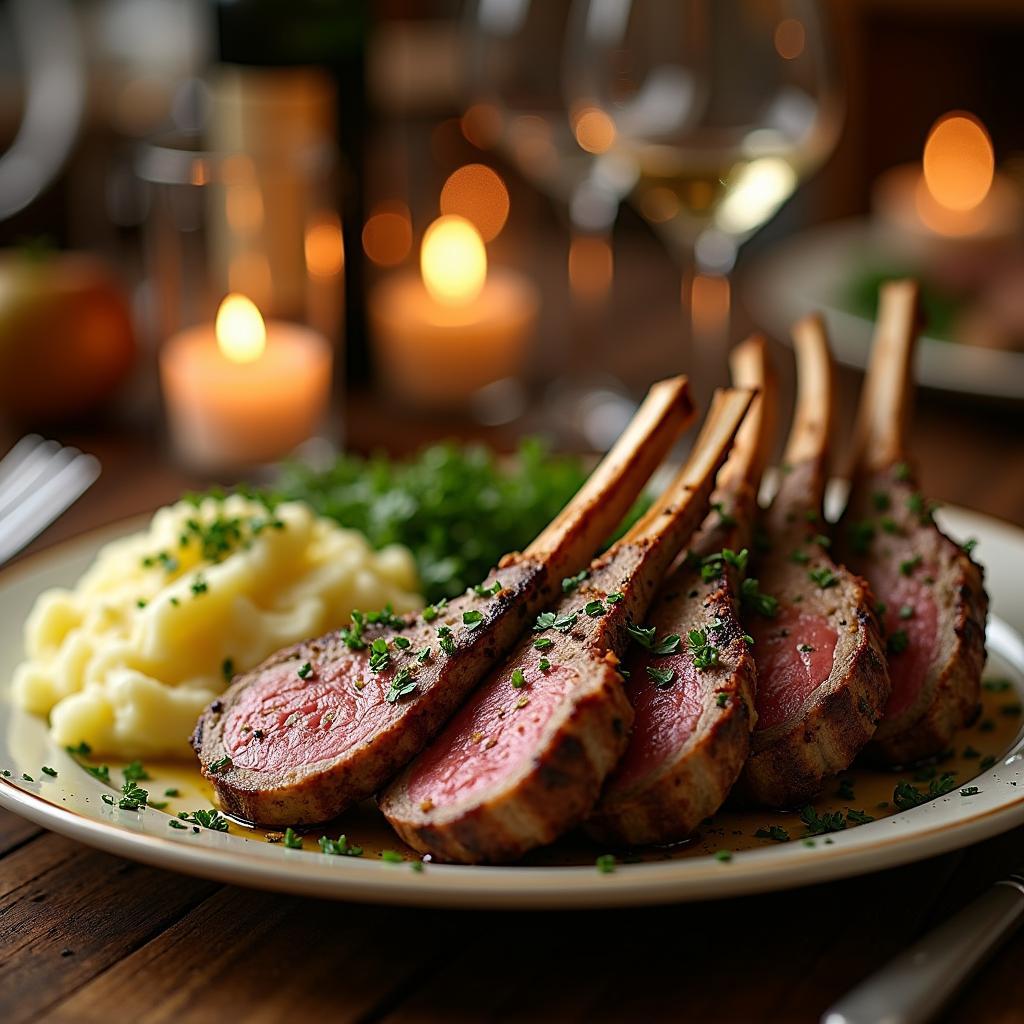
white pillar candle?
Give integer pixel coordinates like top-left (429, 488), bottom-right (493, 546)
top-left (369, 216), bottom-right (538, 408)
top-left (160, 294), bottom-right (332, 471)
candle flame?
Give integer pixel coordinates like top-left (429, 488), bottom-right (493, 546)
top-left (216, 293), bottom-right (266, 364)
top-left (421, 215), bottom-right (486, 306)
top-left (923, 113), bottom-right (994, 212)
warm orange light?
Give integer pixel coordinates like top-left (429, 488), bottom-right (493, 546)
top-left (923, 113), bottom-right (994, 212)
top-left (461, 103), bottom-right (502, 149)
top-left (568, 235), bottom-right (613, 302)
top-left (305, 213), bottom-right (345, 278)
top-left (226, 183), bottom-right (264, 233)
top-left (439, 164), bottom-right (510, 242)
top-left (227, 253), bottom-right (272, 308)
top-left (216, 294), bottom-right (266, 364)
top-left (362, 201), bottom-right (413, 267)
top-left (639, 186), bottom-right (680, 224)
top-left (690, 274), bottom-right (731, 338)
top-left (773, 18), bottom-right (805, 60)
top-left (421, 215), bottom-right (487, 306)
top-left (573, 107), bottom-right (616, 154)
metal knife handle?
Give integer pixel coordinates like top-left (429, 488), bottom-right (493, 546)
top-left (822, 877), bottom-right (1024, 1024)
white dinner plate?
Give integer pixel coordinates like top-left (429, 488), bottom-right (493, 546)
top-left (2, 506), bottom-right (1024, 909)
top-left (745, 219), bottom-right (1024, 401)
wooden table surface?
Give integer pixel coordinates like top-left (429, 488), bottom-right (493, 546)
top-left (2, 288), bottom-right (1024, 1023)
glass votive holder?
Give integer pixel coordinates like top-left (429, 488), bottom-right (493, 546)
top-left (137, 100), bottom-right (343, 474)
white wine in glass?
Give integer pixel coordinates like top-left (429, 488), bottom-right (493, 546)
top-left (567, 0), bottom-right (843, 389)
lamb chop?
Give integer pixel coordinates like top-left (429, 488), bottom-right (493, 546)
top-left (193, 376), bottom-right (695, 826)
top-left (587, 336), bottom-right (776, 847)
top-left (380, 388), bottom-right (753, 864)
top-left (836, 280), bottom-right (987, 765)
top-left (738, 316), bottom-right (890, 808)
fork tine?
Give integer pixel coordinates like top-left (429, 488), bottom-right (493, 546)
top-left (0, 438), bottom-right (65, 519)
top-left (0, 450), bottom-right (100, 566)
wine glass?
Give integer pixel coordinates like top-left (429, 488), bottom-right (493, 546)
top-left (566, 0), bottom-right (843, 395)
top-left (463, 0), bottom-right (642, 448)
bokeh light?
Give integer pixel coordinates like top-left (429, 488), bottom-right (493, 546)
top-left (216, 293), bottom-right (266, 364)
top-left (305, 212), bottom-right (345, 279)
top-left (440, 164), bottom-right (510, 242)
top-left (421, 215), bottom-right (487, 306)
top-left (923, 113), bottom-right (994, 212)
top-left (773, 19), bottom-right (805, 60)
top-left (573, 107), bottom-right (616, 154)
top-left (568, 235), bottom-right (613, 302)
top-left (362, 201), bottom-right (413, 266)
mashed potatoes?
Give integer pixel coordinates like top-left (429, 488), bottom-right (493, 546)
top-left (13, 495), bottom-right (421, 757)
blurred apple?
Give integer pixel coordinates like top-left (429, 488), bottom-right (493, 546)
top-left (0, 249), bottom-right (136, 423)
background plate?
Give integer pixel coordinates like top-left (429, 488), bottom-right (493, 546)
top-left (2, 506), bottom-right (1023, 908)
top-left (745, 219), bottom-right (1024, 402)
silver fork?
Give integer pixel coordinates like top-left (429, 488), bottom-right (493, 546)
top-left (0, 435), bottom-right (100, 567)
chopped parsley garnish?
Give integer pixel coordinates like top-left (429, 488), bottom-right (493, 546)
top-left (318, 834), bottom-right (363, 857)
top-left (606, 592), bottom-right (624, 604)
top-left (207, 756), bottom-right (233, 774)
top-left (562, 569), bottom-right (589, 593)
top-left (798, 644), bottom-right (814, 653)
top-left (808, 567), bottom-right (839, 589)
top-left (385, 668), bottom-right (417, 703)
top-left (893, 773), bottom-right (957, 810)
top-left (962, 538), bottom-right (978, 556)
top-left (41, 766), bottom-right (57, 777)
top-left (65, 741), bottom-right (92, 756)
top-left (584, 600), bottom-right (605, 618)
top-left (20, 773), bottom-right (33, 782)
top-left (711, 502), bottom-right (736, 527)
top-left (394, 636), bottom-right (411, 650)
top-left (813, 534), bottom-right (831, 549)
top-left (800, 806), bottom-right (847, 835)
top-left (715, 693), bottom-right (728, 708)
top-left (190, 575), bottom-right (209, 597)
top-left (437, 626), bottom-right (455, 655)
top-left (462, 610), bottom-right (484, 630)
top-left (297, 662), bottom-right (313, 680)
top-left (983, 679), bottom-right (1012, 693)
top-left (473, 579), bottom-right (503, 597)
top-left (118, 780), bottom-right (149, 810)
top-left (714, 849), bottom-right (733, 862)
top-left (899, 555), bottom-right (922, 577)
top-left (553, 613), bottom-right (578, 633)
top-left (221, 658), bottom-right (235, 683)
top-left (539, 658), bottom-right (551, 671)
top-left (417, 647), bottom-right (432, 664)
top-left (686, 629), bottom-right (720, 671)
top-left (421, 599), bottom-right (447, 623)
top-left (177, 808), bottom-right (230, 831)
top-left (837, 778), bottom-right (855, 800)
top-left (625, 622), bottom-right (657, 648)
top-left (380, 850), bottom-right (404, 863)
top-left (907, 492), bottom-right (936, 524)
top-left (702, 547), bottom-right (749, 581)
top-left (871, 491), bottom-right (891, 511)
top-left (893, 462), bottom-right (911, 482)
top-left (960, 787), bottom-right (980, 797)
top-left (369, 638), bottom-right (391, 672)
top-left (283, 827), bottom-right (303, 849)
top-left (122, 760), bottom-right (150, 782)
top-left (645, 665), bottom-right (676, 689)
top-left (740, 577), bottom-right (779, 618)
top-left (898, 605), bottom-right (914, 620)
top-left (164, 788), bottom-right (180, 798)
top-left (511, 668), bottom-right (526, 689)
top-left (880, 517), bottom-right (900, 535)
top-left (845, 809), bottom-right (875, 825)
top-left (887, 630), bottom-right (910, 655)
top-left (101, 793), bottom-right (114, 805)
top-left (847, 521), bottom-right (876, 555)
top-left (789, 549), bottom-right (811, 564)
top-left (85, 764), bottom-right (111, 784)
top-left (533, 637), bottom-right (554, 651)
top-left (595, 853), bottom-right (616, 874)
top-left (533, 611), bottom-right (557, 632)
top-left (754, 825), bottom-right (789, 842)
top-left (168, 819), bottom-right (188, 829)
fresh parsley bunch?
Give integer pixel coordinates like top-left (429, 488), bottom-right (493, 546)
top-left (269, 439), bottom-right (648, 604)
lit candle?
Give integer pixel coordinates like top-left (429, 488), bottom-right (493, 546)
top-left (159, 293), bottom-right (332, 471)
top-left (873, 112), bottom-right (1023, 252)
top-left (369, 215), bottom-right (539, 408)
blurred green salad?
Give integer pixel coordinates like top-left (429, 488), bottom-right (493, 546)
top-left (264, 440), bottom-right (647, 604)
